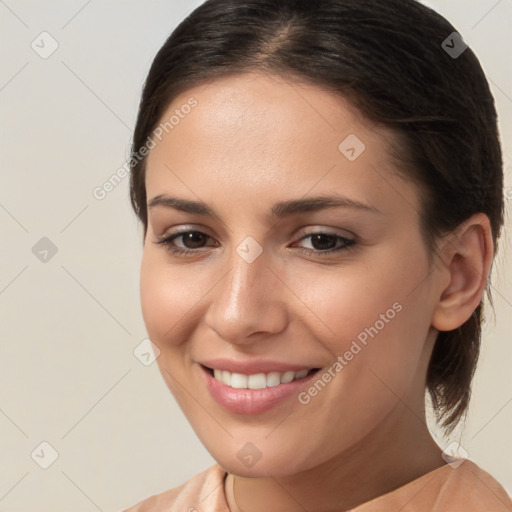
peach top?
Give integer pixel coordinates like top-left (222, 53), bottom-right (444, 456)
top-left (122, 459), bottom-right (512, 512)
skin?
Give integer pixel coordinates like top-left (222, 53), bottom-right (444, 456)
top-left (140, 72), bottom-right (493, 512)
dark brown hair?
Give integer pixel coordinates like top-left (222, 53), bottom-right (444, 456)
top-left (129, 0), bottom-right (504, 434)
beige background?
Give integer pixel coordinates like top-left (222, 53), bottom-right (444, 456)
top-left (0, 1), bottom-right (510, 510)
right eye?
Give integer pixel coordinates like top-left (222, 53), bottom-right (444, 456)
top-left (155, 230), bottom-right (217, 256)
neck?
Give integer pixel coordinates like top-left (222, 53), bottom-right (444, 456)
top-left (225, 403), bottom-right (446, 512)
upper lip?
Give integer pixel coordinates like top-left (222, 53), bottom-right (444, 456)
top-left (200, 358), bottom-right (319, 375)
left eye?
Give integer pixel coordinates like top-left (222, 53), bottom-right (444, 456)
top-left (294, 232), bottom-right (356, 253)
top-left (155, 230), bottom-right (356, 256)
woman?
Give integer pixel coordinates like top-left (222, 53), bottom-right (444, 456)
top-left (122, 0), bottom-right (512, 510)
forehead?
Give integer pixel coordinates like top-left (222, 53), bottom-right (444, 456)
top-left (150, 71), bottom-right (374, 161)
top-left (145, 72), bottom-right (419, 217)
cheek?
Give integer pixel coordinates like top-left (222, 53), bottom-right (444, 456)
top-left (139, 251), bottom-right (203, 407)
top-left (297, 259), bottom-right (417, 341)
top-left (139, 250), bottom-right (197, 346)
top-left (283, 260), bottom-right (431, 453)
top-left (298, 244), bottom-right (431, 388)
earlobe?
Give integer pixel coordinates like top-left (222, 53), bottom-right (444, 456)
top-left (431, 213), bottom-right (494, 332)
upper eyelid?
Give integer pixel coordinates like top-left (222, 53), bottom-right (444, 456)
top-left (157, 228), bottom-right (355, 247)
top-left (157, 224), bottom-right (354, 238)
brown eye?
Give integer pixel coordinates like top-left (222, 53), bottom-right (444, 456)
top-left (155, 230), bottom-right (216, 256)
top-left (295, 232), bottom-right (356, 254)
top-left (177, 232), bottom-right (210, 249)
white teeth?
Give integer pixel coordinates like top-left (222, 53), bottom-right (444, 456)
top-left (222, 370), bottom-right (231, 386)
top-left (266, 372), bottom-right (281, 387)
top-left (295, 369), bottom-right (309, 379)
top-left (280, 371), bottom-right (295, 384)
top-left (230, 373), bottom-right (248, 388)
top-left (248, 373), bottom-right (267, 389)
top-left (210, 368), bottom-right (313, 389)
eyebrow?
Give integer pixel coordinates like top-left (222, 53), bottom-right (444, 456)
top-left (147, 193), bottom-right (382, 219)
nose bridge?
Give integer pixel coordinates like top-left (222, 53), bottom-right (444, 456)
top-left (204, 236), bottom-right (287, 341)
top-left (220, 243), bottom-right (273, 318)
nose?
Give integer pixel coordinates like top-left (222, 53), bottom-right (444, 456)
top-left (204, 244), bottom-right (288, 346)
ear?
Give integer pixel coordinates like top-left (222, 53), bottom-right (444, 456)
top-left (431, 213), bottom-right (494, 332)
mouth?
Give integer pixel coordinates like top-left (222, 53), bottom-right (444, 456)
top-left (197, 353), bottom-right (327, 415)
top-left (202, 364), bottom-right (320, 390)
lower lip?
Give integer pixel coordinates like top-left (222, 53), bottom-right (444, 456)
top-left (200, 365), bottom-right (320, 415)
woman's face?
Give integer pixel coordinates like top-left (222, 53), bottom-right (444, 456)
top-left (140, 72), bottom-right (443, 477)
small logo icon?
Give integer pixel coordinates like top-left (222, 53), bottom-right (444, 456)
top-left (133, 338), bottom-right (161, 366)
top-left (338, 134), bottom-right (366, 161)
top-left (441, 441), bottom-right (469, 469)
top-left (31, 31), bottom-right (59, 59)
top-left (441, 32), bottom-right (467, 59)
top-left (32, 237), bottom-right (58, 263)
top-left (236, 236), bottom-right (263, 264)
top-left (236, 442), bottom-right (262, 468)
top-left (31, 441), bottom-right (59, 469)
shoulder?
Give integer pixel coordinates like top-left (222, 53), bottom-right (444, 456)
top-left (431, 459), bottom-right (512, 511)
top-left (120, 464), bottom-right (229, 512)
top-left (356, 459), bottom-right (512, 512)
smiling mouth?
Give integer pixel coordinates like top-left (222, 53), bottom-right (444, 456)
top-left (202, 365), bottom-right (320, 390)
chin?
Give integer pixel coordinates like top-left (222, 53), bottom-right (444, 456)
top-left (204, 439), bottom-right (319, 478)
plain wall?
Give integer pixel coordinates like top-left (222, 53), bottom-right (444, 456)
top-left (0, 1), bottom-right (510, 510)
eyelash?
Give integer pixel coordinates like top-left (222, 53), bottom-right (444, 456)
top-left (155, 230), bottom-right (356, 257)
